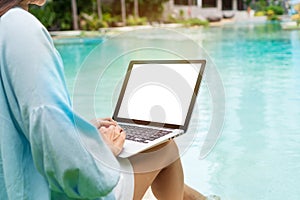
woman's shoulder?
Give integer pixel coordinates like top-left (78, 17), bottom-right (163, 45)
top-left (0, 7), bottom-right (52, 45)
top-left (1, 7), bottom-right (44, 33)
top-left (2, 7), bottom-right (38, 22)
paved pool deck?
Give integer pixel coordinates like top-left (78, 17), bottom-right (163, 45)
top-left (50, 12), bottom-right (269, 39)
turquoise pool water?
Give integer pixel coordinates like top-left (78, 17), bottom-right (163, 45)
top-left (55, 23), bottom-right (300, 200)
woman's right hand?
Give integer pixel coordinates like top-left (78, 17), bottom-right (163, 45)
top-left (90, 118), bottom-right (118, 129)
top-left (99, 125), bottom-right (126, 156)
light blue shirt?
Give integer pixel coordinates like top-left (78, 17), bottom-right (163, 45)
top-left (0, 8), bottom-right (120, 200)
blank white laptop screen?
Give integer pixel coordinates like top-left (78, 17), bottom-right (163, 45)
top-left (117, 63), bottom-right (201, 126)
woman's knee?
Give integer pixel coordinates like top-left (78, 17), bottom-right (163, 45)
top-left (129, 140), bottom-right (181, 173)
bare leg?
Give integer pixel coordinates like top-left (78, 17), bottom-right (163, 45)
top-left (132, 169), bottom-right (160, 200)
top-left (184, 185), bottom-right (206, 200)
top-left (130, 140), bottom-right (180, 200)
top-left (150, 160), bottom-right (206, 200)
top-left (151, 158), bottom-right (184, 200)
top-left (130, 140), bottom-right (206, 200)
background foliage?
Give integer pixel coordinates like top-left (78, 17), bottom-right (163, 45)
top-left (30, 0), bottom-right (287, 30)
top-left (30, 0), bottom-right (169, 30)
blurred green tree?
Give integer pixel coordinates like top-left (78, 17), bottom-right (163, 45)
top-left (30, 0), bottom-right (171, 30)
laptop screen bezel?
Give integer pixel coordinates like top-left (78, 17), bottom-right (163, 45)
top-left (112, 60), bottom-right (206, 131)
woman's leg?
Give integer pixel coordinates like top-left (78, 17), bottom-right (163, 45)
top-left (151, 161), bottom-right (207, 200)
top-left (132, 169), bottom-right (160, 200)
top-left (130, 140), bottom-right (206, 200)
top-left (184, 185), bottom-right (206, 200)
top-left (130, 140), bottom-right (180, 200)
top-left (151, 158), bottom-right (184, 200)
top-left (131, 158), bottom-right (184, 200)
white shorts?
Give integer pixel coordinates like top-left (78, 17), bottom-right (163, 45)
top-left (113, 158), bottom-right (134, 200)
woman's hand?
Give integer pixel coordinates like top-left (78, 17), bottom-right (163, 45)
top-left (99, 125), bottom-right (126, 156)
top-left (90, 118), bottom-right (117, 129)
top-left (91, 117), bottom-right (125, 156)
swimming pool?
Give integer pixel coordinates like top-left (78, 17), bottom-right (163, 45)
top-left (55, 23), bottom-right (300, 200)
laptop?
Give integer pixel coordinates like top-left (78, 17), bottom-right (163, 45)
top-left (113, 60), bottom-right (206, 158)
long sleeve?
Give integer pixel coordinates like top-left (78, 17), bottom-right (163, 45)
top-left (0, 8), bottom-right (119, 199)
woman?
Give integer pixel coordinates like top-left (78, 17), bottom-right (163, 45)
top-left (0, 0), bottom-right (218, 199)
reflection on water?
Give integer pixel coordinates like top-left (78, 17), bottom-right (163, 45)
top-left (56, 23), bottom-right (300, 200)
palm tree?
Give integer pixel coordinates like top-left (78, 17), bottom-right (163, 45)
top-left (134, 0), bottom-right (139, 18)
top-left (97, 0), bottom-right (103, 21)
top-left (121, 0), bottom-right (126, 24)
top-left (71, 0), bottom-right (79, 30)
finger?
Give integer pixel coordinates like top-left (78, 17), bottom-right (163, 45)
top-left (100, 127), bottom-right (111, 138)
top-left (102, 117), bottom-right (117, 123)
top-left (114, 131), bottom-right (126, 150)
top-left (114, 131), bottom-right (126, 145)
top-left (107, 125), bottom-right (116, 140)
top-left (99, 127), bottom-right (111, 142)
top-left (112, 133), bottom-right (126, 156)
top-left (113, 125), bottom-right (125, 140)
top-left (90, 119), bottom-right (101, 129)
top-left (112, 129), bottom-right (122, 140)
top-left (101, 125), bottom-right (118, 141)
top-left (99, 126), bottom-right (107, 133)
top-left (101, 117), bottom-right (113, 121)
top-left (99, 121), bottom-right (117, 128)
top-left (107, 118), bottom-right (118, 125)
top-left (99, 118), bottom-right (117, 127)
top-left (115, 125), bottom-right (123, 133)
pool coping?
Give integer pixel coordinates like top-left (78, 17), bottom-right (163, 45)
top-left (50, 16), bottom-right (270, 40)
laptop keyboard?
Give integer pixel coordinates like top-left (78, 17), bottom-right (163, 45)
top-left (121, 124), bottom-right (172, 143)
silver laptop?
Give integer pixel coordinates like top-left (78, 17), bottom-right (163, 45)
top-left (113, 60), bottom-right (206, 158)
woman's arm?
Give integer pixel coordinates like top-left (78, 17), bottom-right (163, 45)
top-left (1, 8), bottom-right (120, 199)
